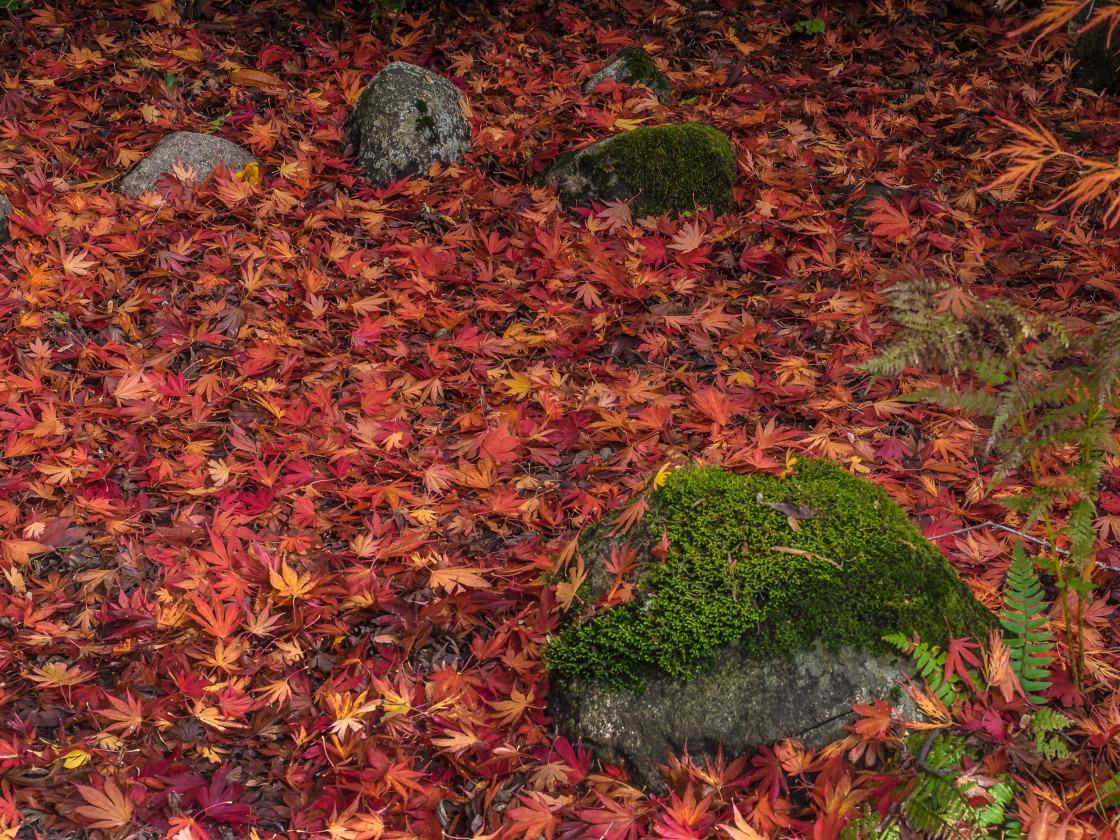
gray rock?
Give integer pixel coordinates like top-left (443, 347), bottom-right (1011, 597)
top-left (119, 131), bottom-right (257, 198)
top-left (349, 62), bottom-right (471, 188)
top-left (583, 46), bottom-right (670, 102)
top-left (540, 122), bottom-right (736, 218)
top-left (0, 194), bottom-right (12, 245)
top-left (834, 181), bottom-right (912, 228)
top-left (549, 641), bottom-right (919, 790)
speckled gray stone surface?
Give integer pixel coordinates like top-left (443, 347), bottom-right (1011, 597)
top-left (119, 131), bottom-right (257, 197)
top-left (0, 194), bottom-right (12, 244)
top-left (550, 641), bottom-right (919, 791)
top-left (349, 62), bottom-right (471, 188)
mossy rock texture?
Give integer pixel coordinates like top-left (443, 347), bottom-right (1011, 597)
top-left (349, 62), bottom-right (471, 188)
top-left (546, 459), bottom-right (995, 789)
top-left (541, 122), bottom-right (736, 218)
top-left (582, 46), bottom-right (671, 102)
top-left (1072, 22), bottom-right (1120, 95)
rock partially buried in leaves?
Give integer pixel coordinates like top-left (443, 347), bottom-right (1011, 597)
top-left (546, 459), bottom-right (996, 790)
top-left (349, 62), bottom-right (471, 188)
top-left (1071, 22), bottom-right (1120, 95)
top-left (0, 194), bottom-right (12, 245)
top-left (120, 131), bottom-right (258, 198)
top-left (582, 46), bottom-right (670, 102)
top-left (541, 122), bottom-right (736, 218)
top-left (834, 181), bottom-right (913, 230)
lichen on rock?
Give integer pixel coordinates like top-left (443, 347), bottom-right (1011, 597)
top-left (541, 121), bottom-right (736, 218)
top-left (582, 46), bottom-right (670, 101)
top-left (349, 62), bottom-right (471, 188)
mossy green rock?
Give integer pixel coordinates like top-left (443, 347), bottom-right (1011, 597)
top-left (582, 46), bottom-right (671, 102)
top-left (546, 459), bottom-right (995, 789)
top-left (541, 122), bottom-right (736, 218)
top-left (1072, 22), bottom-right (1120, 95)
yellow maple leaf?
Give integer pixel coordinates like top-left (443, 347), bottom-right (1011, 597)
top-left (144, 0), bottom-right (178, 25)
top-left (503, 371), bottom-right (533, 399)
top-left (651, 463), bottom-right (672, 490)
top-left (58, 749), bottom-right (91, 769)
top-left (236, 162), bottom-right (261, 185)
top-left (613, 118), bottom-right (649, 131)
top-left (270, 561), bottom-right (314, 600)
top-left (410, 508), bottom-right (439, 527)
top-left (428, 566), bottom-right (491, 594)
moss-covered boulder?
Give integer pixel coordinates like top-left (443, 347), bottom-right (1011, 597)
top-left (582, 46), bottom-right (671, 102)
top-left (1072, 21), bottom-right (1120, 95)
top-left (349, 62), bottom-right (472, 188)
top-left (541, 122), bottom-right (736, 218)
top-left (546, 459), bottom-right (995, 789)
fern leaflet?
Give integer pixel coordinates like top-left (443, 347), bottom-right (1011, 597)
top-left (999, 541), bottom-right (1055, 705)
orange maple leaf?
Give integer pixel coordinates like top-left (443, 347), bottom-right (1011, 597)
top-left (607, 497), bottom-right (650, 537)
top-left (669, 220), bottom-right (706, 253)
top-left (73, 777), bottom-right (134, 830)
top-left (934, 287), bottom-right (979, 319)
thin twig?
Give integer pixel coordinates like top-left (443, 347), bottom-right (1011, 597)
top-left (927, 520), bottom-right (1120, 571)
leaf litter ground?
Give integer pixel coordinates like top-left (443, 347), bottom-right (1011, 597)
top-left (0, 0), bottom-right (1118, 838)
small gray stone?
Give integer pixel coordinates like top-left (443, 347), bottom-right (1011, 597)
top-left (119, 131), bottom-right (257, 198)
top-left (349, 62), bottom-right (471, 189)
top-left (0, 194), bottom-right (12, 245)
top-left (583, 46), bottom-right (671, 103)
top-left (836, 181), bottom-right (912, 228)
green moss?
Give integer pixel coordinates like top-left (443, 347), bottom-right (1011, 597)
top-left (414, 98), bottom-right (438, 139)
top-left (1072, 24), bottom-right (1120, 95)
top-left (580, 121), bottom-right (736, 218)
top-left (614, 46), bottom-right (670, 98)
top-left (545, 459), bottom-right (996, 692)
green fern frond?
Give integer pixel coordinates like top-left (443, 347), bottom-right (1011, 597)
top-left (900, 734), bottom-right (1018, 840)
top-left (1000, 542), bottom-right (1056, 705)
top-left (1100, 767), bottom-right (1120, 808)
top-left (1066, 499), bottom-right (1097, 566)
top-left (904, 775), bottom-right (973, 840)
top-left (1031, 708), bottom-right (1072, 762)
top-left (884, 632), bottom-right (959, 706)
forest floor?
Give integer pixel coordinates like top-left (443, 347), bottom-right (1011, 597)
top-left (0, 0), bottom-right (1117, 838)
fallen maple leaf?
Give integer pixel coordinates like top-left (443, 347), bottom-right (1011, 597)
top-left (269, 561), bottom-right (315, 600)
top-left (607, 497), bottom-right (650, 537)
top-left (668, 220), bottom-right (706, 253)
top-left (1, 539), bottom-right (49, 564)
top-left (934, 286), bottom-right (979, 318)
top-left (26, 661), bottom-right (94, 688)
top-left (984, 628), bottom-right (1020, 702)
top-left (429, 565), bottom-right (491, 594)
top-left (229, 68), bottom-right (281, 88)
top-left (74, 777), bottom-right (133, 831)
top-left (718, 804), bottom-right (767, 840)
